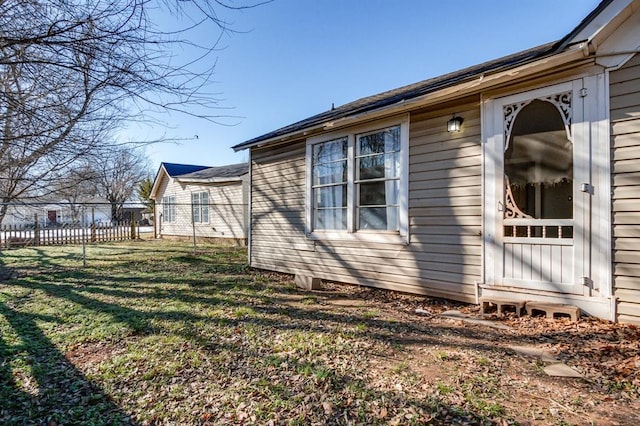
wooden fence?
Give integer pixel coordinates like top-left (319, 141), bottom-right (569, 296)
top-left (1, 218), bottom-right (139, 249)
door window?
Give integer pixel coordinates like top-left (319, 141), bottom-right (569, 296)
top-left (503, 93), bottom-right (573, 239)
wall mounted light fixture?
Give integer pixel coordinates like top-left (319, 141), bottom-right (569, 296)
top-left (447, 114), bottom-right (464, 133)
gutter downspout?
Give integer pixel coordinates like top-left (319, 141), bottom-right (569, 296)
top-left (247, 149), bottom-right (252, 264)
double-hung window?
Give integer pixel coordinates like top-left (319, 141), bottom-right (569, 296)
top-left (307, 116), bottom-right (409, 243)
top-left (191, 191), bottom-right (209, 223)
top-left (162, 195), bottom-right (176, 223)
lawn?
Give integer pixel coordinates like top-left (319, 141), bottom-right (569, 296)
top-left (0, 241), bottom-right (639, 425)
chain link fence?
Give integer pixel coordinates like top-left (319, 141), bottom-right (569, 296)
top-left (155, 199), bottom-right (247, 246)
top-left (0, 198), bottom-right (247, 254)
top-left (0, 201), bottom-right (151, 250)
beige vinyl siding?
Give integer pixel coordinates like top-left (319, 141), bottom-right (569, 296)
top-left (156, 172), bottom-right (246, 240)
top-left (250, 103), bottom-right (482, 302)
top-left (611, 53), bottom-right (640, 324)
top-left (154, 173), bottom-right (169, 237)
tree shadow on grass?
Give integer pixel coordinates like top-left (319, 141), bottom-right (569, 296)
top-left (0, 301), bottom-right (135, 425)
top-left (3, 246), bottom-right (630, 424)
top-left (0, 268), bottom-right (517, 423)
top-left (8, 265), bottom-right (597, 361)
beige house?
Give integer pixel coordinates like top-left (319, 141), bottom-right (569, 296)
top-left (150, 162), bottom-right (248, 243)
top-left (233, 0), bottom-right (640, 323)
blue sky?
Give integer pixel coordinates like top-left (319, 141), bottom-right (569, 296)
top-left (134, 0), bottom-right (603, 171)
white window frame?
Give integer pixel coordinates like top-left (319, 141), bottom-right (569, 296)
top-left (162, 195), bottom-right (176, 223)
top-left (191, 191), bottom-right (209, 224)
top-left (305, 115), bottom-right (410, 244)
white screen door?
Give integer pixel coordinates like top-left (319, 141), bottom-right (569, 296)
top-left (484, 80), bottom-right (590, 294)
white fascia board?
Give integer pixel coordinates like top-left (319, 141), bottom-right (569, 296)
top-left (569, 0), bottom-right (635, 49)
top-left (594, 0), bottom-right (640, 68)
top-left (149, 165), bottom-right (169, 200)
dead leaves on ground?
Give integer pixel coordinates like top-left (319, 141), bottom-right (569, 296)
top-left (3, 244), bottom-right (640, 425)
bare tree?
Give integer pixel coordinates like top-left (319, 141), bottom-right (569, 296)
top-left (55, 164), bottom-right (99, 223)
top-left (0, 0), bottom-right (263, 224)
top-left (93, 146), bottom-right (150, 222)
top-left (0, 39), bottom-right (111, 223)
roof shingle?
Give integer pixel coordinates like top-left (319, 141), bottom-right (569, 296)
top-left (177, 163), bottom-right (248, 180)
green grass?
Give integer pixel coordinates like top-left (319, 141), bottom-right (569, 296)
top-left (0, 240), bottom-right (570, 425)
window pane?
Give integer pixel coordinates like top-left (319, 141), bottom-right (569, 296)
top-left (163, 196), bottom-right (176, 222)
top-left (358, 152), bottom-right (399, 180)
top-left (359, 206), bottom-right (399, 231)
top-left (313, 138), bottom-right (347, 163)
top-left (315, 185), bottom-right (347, 208)
top-left (313, 160), bottom-right (347, 185)
top-left (358, 127), bottom-right (400, 155)
top-left (359, 181), bottom-right (399, 206)
top-left (193, 205), bottom-right (200, 223)
top-left (201, 193), bottom-right (209, 223)
top-left (314, 208), bottom-right (347, 230)
top-left (561, 226), bottom-right (573, 238)
top-left (193, 195), bottom-right (200, 222)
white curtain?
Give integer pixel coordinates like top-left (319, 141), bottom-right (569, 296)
top-left (384, 131), bottom-right (399, 231)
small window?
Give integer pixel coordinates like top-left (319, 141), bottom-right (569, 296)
top-left (306, 116), bottom-right (409, 243)
top-left (312, 137), bottom-right (348, 230)
top-left (191, 191), bottom-right (209, 223)
top-left (162, 195), bottom-right (176, 223)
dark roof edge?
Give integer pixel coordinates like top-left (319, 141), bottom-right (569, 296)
top-left (231, 42), bottom-right (556, 151)
top-left (232, 0), bottom-right (615, 152)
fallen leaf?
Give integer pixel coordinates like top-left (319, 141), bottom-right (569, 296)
top-left (378, 407), bottom-right (388, 419)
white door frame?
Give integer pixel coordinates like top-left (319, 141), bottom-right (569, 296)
top-left (482, 77), bottom-right (611, 296)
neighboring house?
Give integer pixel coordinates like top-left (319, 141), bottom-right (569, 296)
top-left (150, 162), bottom-right (249, 243)
top-left (233, 0), bottom-right (640, 323)
top-left (3, 197), bottom-right (111, 227)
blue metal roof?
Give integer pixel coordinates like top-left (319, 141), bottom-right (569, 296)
top-left (161, 162), bottom-right (211, 177)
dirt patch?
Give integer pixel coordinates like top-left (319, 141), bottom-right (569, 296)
top-left (65, 342), bottom-right (119, 368)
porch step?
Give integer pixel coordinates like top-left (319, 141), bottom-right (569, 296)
top-left (480, 298), bottom-right (581, 321)
top-left (525, 302), bottom-right (581, 321)
top-left (480, 298), bottom-right (526, 317)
